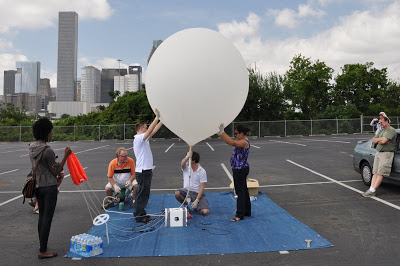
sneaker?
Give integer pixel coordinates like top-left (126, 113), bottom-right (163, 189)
top-left (362, 190), bottom-right (376, 197)
top-left (103, 201), bottom-right (114, 209)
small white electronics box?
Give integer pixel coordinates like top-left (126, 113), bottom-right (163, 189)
top-left (165, 207), bottom-right (187, 227)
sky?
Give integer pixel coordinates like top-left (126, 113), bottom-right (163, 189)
top-left (1, 0), bottom-right (400, 95)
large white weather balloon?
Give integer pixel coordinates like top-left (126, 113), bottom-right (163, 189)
top-left (146, 28), bottom-right (249, 146)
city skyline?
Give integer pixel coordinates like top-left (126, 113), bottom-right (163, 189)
top-left (1, 0), bottom-right (400, 96)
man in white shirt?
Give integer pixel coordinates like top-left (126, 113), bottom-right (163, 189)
top-left (175, 150), bottom-right (210, 216)
top-left (133, 109), bottom-right (162, 223)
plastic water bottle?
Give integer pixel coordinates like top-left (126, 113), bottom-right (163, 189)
top-left (75, 236), bottom-right (82, 255)
top-left (70, 236), bottom-right (75, 252)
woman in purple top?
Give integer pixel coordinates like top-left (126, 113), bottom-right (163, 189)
top-left (218, 124), bottom-right (251, 221)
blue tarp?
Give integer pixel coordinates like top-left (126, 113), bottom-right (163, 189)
top-left (67, 192), bottom-right (332, 258)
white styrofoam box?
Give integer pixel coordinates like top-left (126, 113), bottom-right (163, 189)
top-left (165, 207), bottom-right (187, 227)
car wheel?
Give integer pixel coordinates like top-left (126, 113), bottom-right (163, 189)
top-left (361, 162), bottom-right (372, 186)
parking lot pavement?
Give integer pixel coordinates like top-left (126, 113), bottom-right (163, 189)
top-left (1, 134), bottom-right (400, 265)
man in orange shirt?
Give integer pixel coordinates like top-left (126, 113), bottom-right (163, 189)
top-left (104, 147), bottom-right (137, 209)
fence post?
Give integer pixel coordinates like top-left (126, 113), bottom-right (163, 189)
top-left (19, 124), bottom-right (21, 142)
top-left (99, 124), bottom-right (101, 141)
top-left (397, 117), bottom-right (399, 129)
top-left (360, 114), bottom-right (363, 133)
top-left (336, 117), bottom-right (339, 134)
top-left (124, 123), bottom-right (126, 140)
top-left (74, 124), bottom-right (76, 142)
top-left (258, 120), bottom-right (261, 138)
top-left (310, 118), bottom-right (313, 136)
top-left (284, 119), bottom-right (287, 137)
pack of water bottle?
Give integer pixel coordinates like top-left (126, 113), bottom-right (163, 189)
top-left (70, 233), bottom-right (103, 257)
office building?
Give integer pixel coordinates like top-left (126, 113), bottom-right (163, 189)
top-left (57, 11), bottom-right (78, 101)
top-left (76, 78), bottom-right (81, 101)
top-left (6, 93), bottom-right (41, 113)
top-left (15, 61), bottom-right (41, 94)
top-left (128, 65), bottom-right (142, 91)
top-left (100, 68), bottom-right (127, 102)
top-left (147, 40), bottom-right (163, 65)
top-left (38, 78), bottom-right (51, 97)
top-left (3, 70), bottom-right (17, 96)
top-left (114, 74), bottom-right (141, 96)
top-left (48, 101), bottom-right (91, 118)
top-left (81, 66), bottom-right (101, 103)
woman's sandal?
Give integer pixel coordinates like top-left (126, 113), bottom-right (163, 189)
top-left (230, 217), bottom-right (243, 222)
top-left (33, 208), bottom-right (39, 214)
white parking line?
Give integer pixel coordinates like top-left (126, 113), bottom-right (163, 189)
top-left (1, 148), bottom-right (27, 154)
top-left (301, 139), bottom-right (351, 144)
top-left (269, 140), bottom-right (307, 147)
top-left (75, 145), bottom-right (109, 154)
top-left (19, 146), bottom-right (78, 157)
top-left (165, 143), bottom-right (175, 153)
top-left (259, 180), bottom-right (361, 188)
top-left (287, 159), bottom-right (400, 211)
top-left (206, 142), bottom-right (215, 151)
top-left (251, 145), bottom-right (260, 149)
top-left (0, 169), bottom-right (19, 175)
top-left (221, 163), bottom-right (233, 183)
top-left (0, 195), bottom-right (23, 207)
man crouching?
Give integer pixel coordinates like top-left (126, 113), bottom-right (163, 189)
top-left (175, 149), bottom-right (210, 215)
top-left (104, 147), bottom-right (137, 209)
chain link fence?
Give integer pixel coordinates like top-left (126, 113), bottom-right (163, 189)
top-left (1, 115), bottom-right (399, 142)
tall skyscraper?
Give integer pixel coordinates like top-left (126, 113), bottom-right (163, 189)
top-left (147, 40), bottom-right (163, 65)
top-left (81, 66), bottom-right (101, 103)
top-left (100, 69), bottom-right (127, 102)
top-left (57, 11), bottom-right (78, 101)
top-left (128, 65), bottom-right (142, 91)
top-left (3, 70), bottom-right (17, 96)
top-left (15, 61), bottom-right (41, 94)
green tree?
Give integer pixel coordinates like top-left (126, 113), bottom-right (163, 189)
top-left (237, 68), bottom-right (286, 121)
top-left (108, 90), bottom-right (121, 102)
top-left (0, 103), bottom-right (33, 126)
top-left (60, 113), bottom-right (70, 119)
top-left (333, 62), bottom-right (388, 115)
top-left (283, 54), bottom-right (333, 119)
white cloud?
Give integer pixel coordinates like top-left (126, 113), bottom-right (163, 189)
top-left (217, 12), bottom-right (260, 41)
top-left (79, 57), bottom-right (130, 71)
top-left (41, 68), bottom-right (57, 88)
top-left (0, 53), bottom-right (29, 95)
top-left (267, 4), bottom-right (326, 29)
top-left (217, 1), bottom-right (400, 82)
top-left (0, 0), bottom-right (113, 33)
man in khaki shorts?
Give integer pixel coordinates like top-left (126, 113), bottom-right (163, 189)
top-left (363, 115), bottom-right (396, 197)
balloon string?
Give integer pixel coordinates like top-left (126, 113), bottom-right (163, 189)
top-left (185, 145), bottom-right (193, 206)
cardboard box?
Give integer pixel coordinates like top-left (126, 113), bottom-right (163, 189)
top-left (230, 178), bottom-right (259, 196)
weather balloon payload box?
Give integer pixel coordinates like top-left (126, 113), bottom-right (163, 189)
top-left (230, 178), bottom-right (260, 196)
top-left (165, 208), bottom-right (187, 227)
